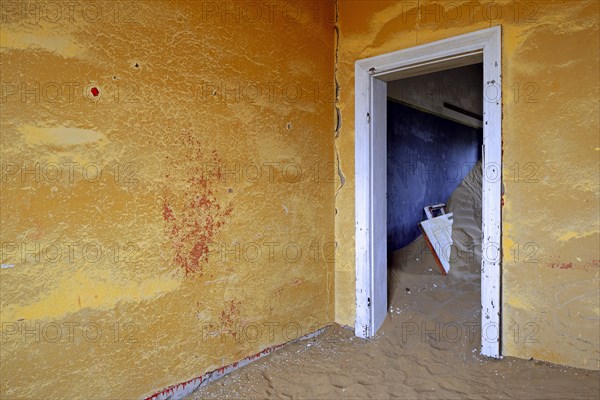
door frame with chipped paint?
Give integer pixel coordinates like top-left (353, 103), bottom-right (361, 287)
top-left (354, 26), bottom-right (503, 358)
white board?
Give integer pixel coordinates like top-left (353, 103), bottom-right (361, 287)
top-left (420, 213), bottom-right (454, 275)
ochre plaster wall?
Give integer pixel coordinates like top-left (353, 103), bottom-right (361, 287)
top-left (1, 1), bottom-right (598, 396)
top-left (0, 1), bottom-right (336, 397)
top-left (334, 0), bottom-right (599, 369)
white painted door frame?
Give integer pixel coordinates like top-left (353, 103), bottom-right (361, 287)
top-left (354, 26), bottom-right (503, 358)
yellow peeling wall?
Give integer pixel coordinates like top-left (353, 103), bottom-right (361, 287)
top-left (334, 0), bottom-right (599, 369)
top-left (0, 1), bottom-right (335, 398)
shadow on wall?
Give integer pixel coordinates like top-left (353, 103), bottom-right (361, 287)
top-left (386, 100), bottom-right (483, 251)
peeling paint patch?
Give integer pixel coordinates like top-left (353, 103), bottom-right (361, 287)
top-left (1, 274), bottom-right (181, 322)
top-left (19, 125), bottom-right (107, 146)
top-left (0, 28), bottom-right (83, 58)
top-left (557, 230), bottom-right (598, 242)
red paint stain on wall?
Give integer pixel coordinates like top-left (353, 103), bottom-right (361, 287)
top-left (549, 262), bottom-right (574, 269)
top-left (162, 200), bottom-right (175, 222)
top-left (548, 260), bottom-right (600, 271)
top-left (219, 299), bottom-right (241, 337)
top-left (162, 131), bottom-right (233, 276)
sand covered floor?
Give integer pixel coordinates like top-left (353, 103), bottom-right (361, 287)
top-left (188, 164), bottom-right (600, 399)
top-left (189, 276), bottom-right (599, 399)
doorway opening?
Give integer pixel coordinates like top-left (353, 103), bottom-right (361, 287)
top-left (354, 27), bottom-right (502, 358)
top-left (386, 63), bottom-right (485, 359)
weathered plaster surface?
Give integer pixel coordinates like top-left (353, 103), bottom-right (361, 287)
top-left (335, 0), bottom-right (599, 369)
top-left (1, 2), bottom-right (598, 396)
top-left (0, 1), bottom-right (335, 397)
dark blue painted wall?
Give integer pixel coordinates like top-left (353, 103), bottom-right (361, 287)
top-left (387, 100), bottom-right (482, 251)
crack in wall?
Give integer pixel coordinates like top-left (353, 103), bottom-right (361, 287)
top-left (416, 0), bottom-right (420, 45)
top-left (334, 144), bottom-right (346, 210)
top-left (333, 0), bottom-right (345, 209)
